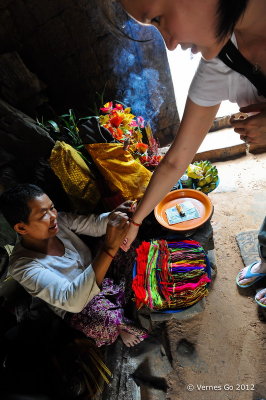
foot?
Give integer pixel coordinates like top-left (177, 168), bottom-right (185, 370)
top-left (119, 329), bottom-right (143, 347)
top-left (255, 288), bottom-right (266, 306)
top-left (237, 261), bottom-right (266, 286)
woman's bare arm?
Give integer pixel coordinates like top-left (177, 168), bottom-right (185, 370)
top-left (122, 98), bottom-right (220, 251)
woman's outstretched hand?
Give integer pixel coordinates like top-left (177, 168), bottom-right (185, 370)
top-left (120, 222), bottom-right (139, 252)
top-left (230, 102), bottom-right (266, 145)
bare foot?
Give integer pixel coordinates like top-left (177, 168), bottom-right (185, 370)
top-left (237, 261), bottom-right (266, 286)
top-left (119, 329), bottom-right (143, 347)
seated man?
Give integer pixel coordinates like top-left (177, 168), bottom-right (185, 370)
top-left (0, 184), bottom-right (147, 346)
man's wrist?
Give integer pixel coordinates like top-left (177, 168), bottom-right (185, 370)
top-left (103, 245), bottom-right (117, 258)
top-left (103, 248), bottom-right (115, 259)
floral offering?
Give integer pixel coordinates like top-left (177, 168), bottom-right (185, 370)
top-left (99, 101), bottom-right (163, 170)
top-left (99, 101), bottom-right (144, 143)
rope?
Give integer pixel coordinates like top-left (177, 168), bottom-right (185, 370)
top-left (133, 239), bottom-right (211, 311)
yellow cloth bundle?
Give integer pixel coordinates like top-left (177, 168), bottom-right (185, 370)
top-left (49, 141), bottom-right (100, 212)
top-left (85, 143), bottom-right (152, 201)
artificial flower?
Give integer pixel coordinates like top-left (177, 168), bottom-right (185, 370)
top-left (139, 154), bottom-right (163, 168)
top-left (109, 112), bottom-right (124, 128)
top-left (137, 116), bottom-right (145, 128)
top-left (98, 101), bottom-right (162, 170)
top-left (135, 142), bottom-right (149, 154)
top-left (114, 103), bottom-right (124, 111)
top-left (99, 114), bottom-right (110, 126)
top-left (100, 101), bottom-right (113, 113)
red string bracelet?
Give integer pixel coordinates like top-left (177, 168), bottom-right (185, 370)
top-left (130, 218), bottom-right (142, 227)
top-left (103, 248), bottom-right (115, 259)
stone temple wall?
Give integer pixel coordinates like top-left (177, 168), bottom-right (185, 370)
top-left (0, 0), bottom-right (179, 145)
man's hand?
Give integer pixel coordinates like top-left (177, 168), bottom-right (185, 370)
top-left (230, 103), bottom-right (266, 145)
top-left (109, 200), bottom-right (137, 217)
top-left (104, 211), bottom-right (129, 253)
top-left (92, 211), bottom-right (129, 285)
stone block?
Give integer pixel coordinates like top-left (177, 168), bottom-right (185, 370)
top-left (193, 143), bottom-right (247, 162)
top-left (1, 0), bottom-right (179, 145)
top-left (0, 214), bottom-right (16, 248)
top-left (0, 98), bottom-right (54, 160)
top-left (248, 143), bottom-right (266, 154)
top-left (24, 0), bottom-right (67, 25)
top-left (0, 9), bottom-right (21, 54)
top-left (0, 52), bottom-right (46, 114)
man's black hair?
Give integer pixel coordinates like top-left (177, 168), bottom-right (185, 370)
top-left (216, 0), bottom-right (250, 40)
top-left (0, 184), bottom-right (45, 228)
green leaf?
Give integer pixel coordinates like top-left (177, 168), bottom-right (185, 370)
top-left (114, 99), bottom-right (128, 108)
top-left (78, 116), bottom-right (95, 121)
top-left (47, 120), bottom-right (60, 132)
top-left (69, 109), bottom-right (76, 123)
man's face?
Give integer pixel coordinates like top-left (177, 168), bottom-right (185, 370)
top-left (18, 194), bottom-right (59, 240)
top-left (119, 0), bottom-right (229, 60)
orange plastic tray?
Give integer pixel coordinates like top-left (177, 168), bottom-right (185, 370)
top-left (154, 189), bottom-right (213, 231)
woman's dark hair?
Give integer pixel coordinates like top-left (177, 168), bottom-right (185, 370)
top-left (100, 0), bottom-right (250, 42)
top-left (216, 0), bottom-right (250, 40)
top-left (0, 184), bottom-right (45, 228)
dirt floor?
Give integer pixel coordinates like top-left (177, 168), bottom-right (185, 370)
top-left (166, 151), bottom-right (266, 400)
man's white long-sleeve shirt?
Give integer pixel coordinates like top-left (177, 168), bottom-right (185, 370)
top-left (9, 212), bottom-right (110, 318)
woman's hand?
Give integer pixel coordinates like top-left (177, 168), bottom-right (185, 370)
top-left (104, 211), bottom-right (129, 253)
top-left (120, 222), bottom-right (139, 252)
top-left (230, 103), bottom-right (266, 145)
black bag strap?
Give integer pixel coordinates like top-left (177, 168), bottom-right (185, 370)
top-left (218, 39), bottom-right (266, 98)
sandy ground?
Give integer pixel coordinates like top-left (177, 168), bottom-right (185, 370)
top-left (166, 151), bottom-right (266, 400)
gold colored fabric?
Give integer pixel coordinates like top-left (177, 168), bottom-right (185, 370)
top-left (49, 141), bottom-right (100, 212)
top-left (85, 143), bottom-right (152, 200)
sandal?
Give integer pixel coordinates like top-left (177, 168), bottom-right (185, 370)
top-left (255, 288), bottom-right (266, 308)
top-left (236, 262), bottom-right (266, 288)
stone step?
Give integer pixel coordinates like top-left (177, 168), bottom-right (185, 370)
top-left (161, 127), bottom-right (266, 163)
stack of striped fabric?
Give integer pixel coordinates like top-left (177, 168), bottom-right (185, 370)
top-left (132, 239), bottom-right (211, 311)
